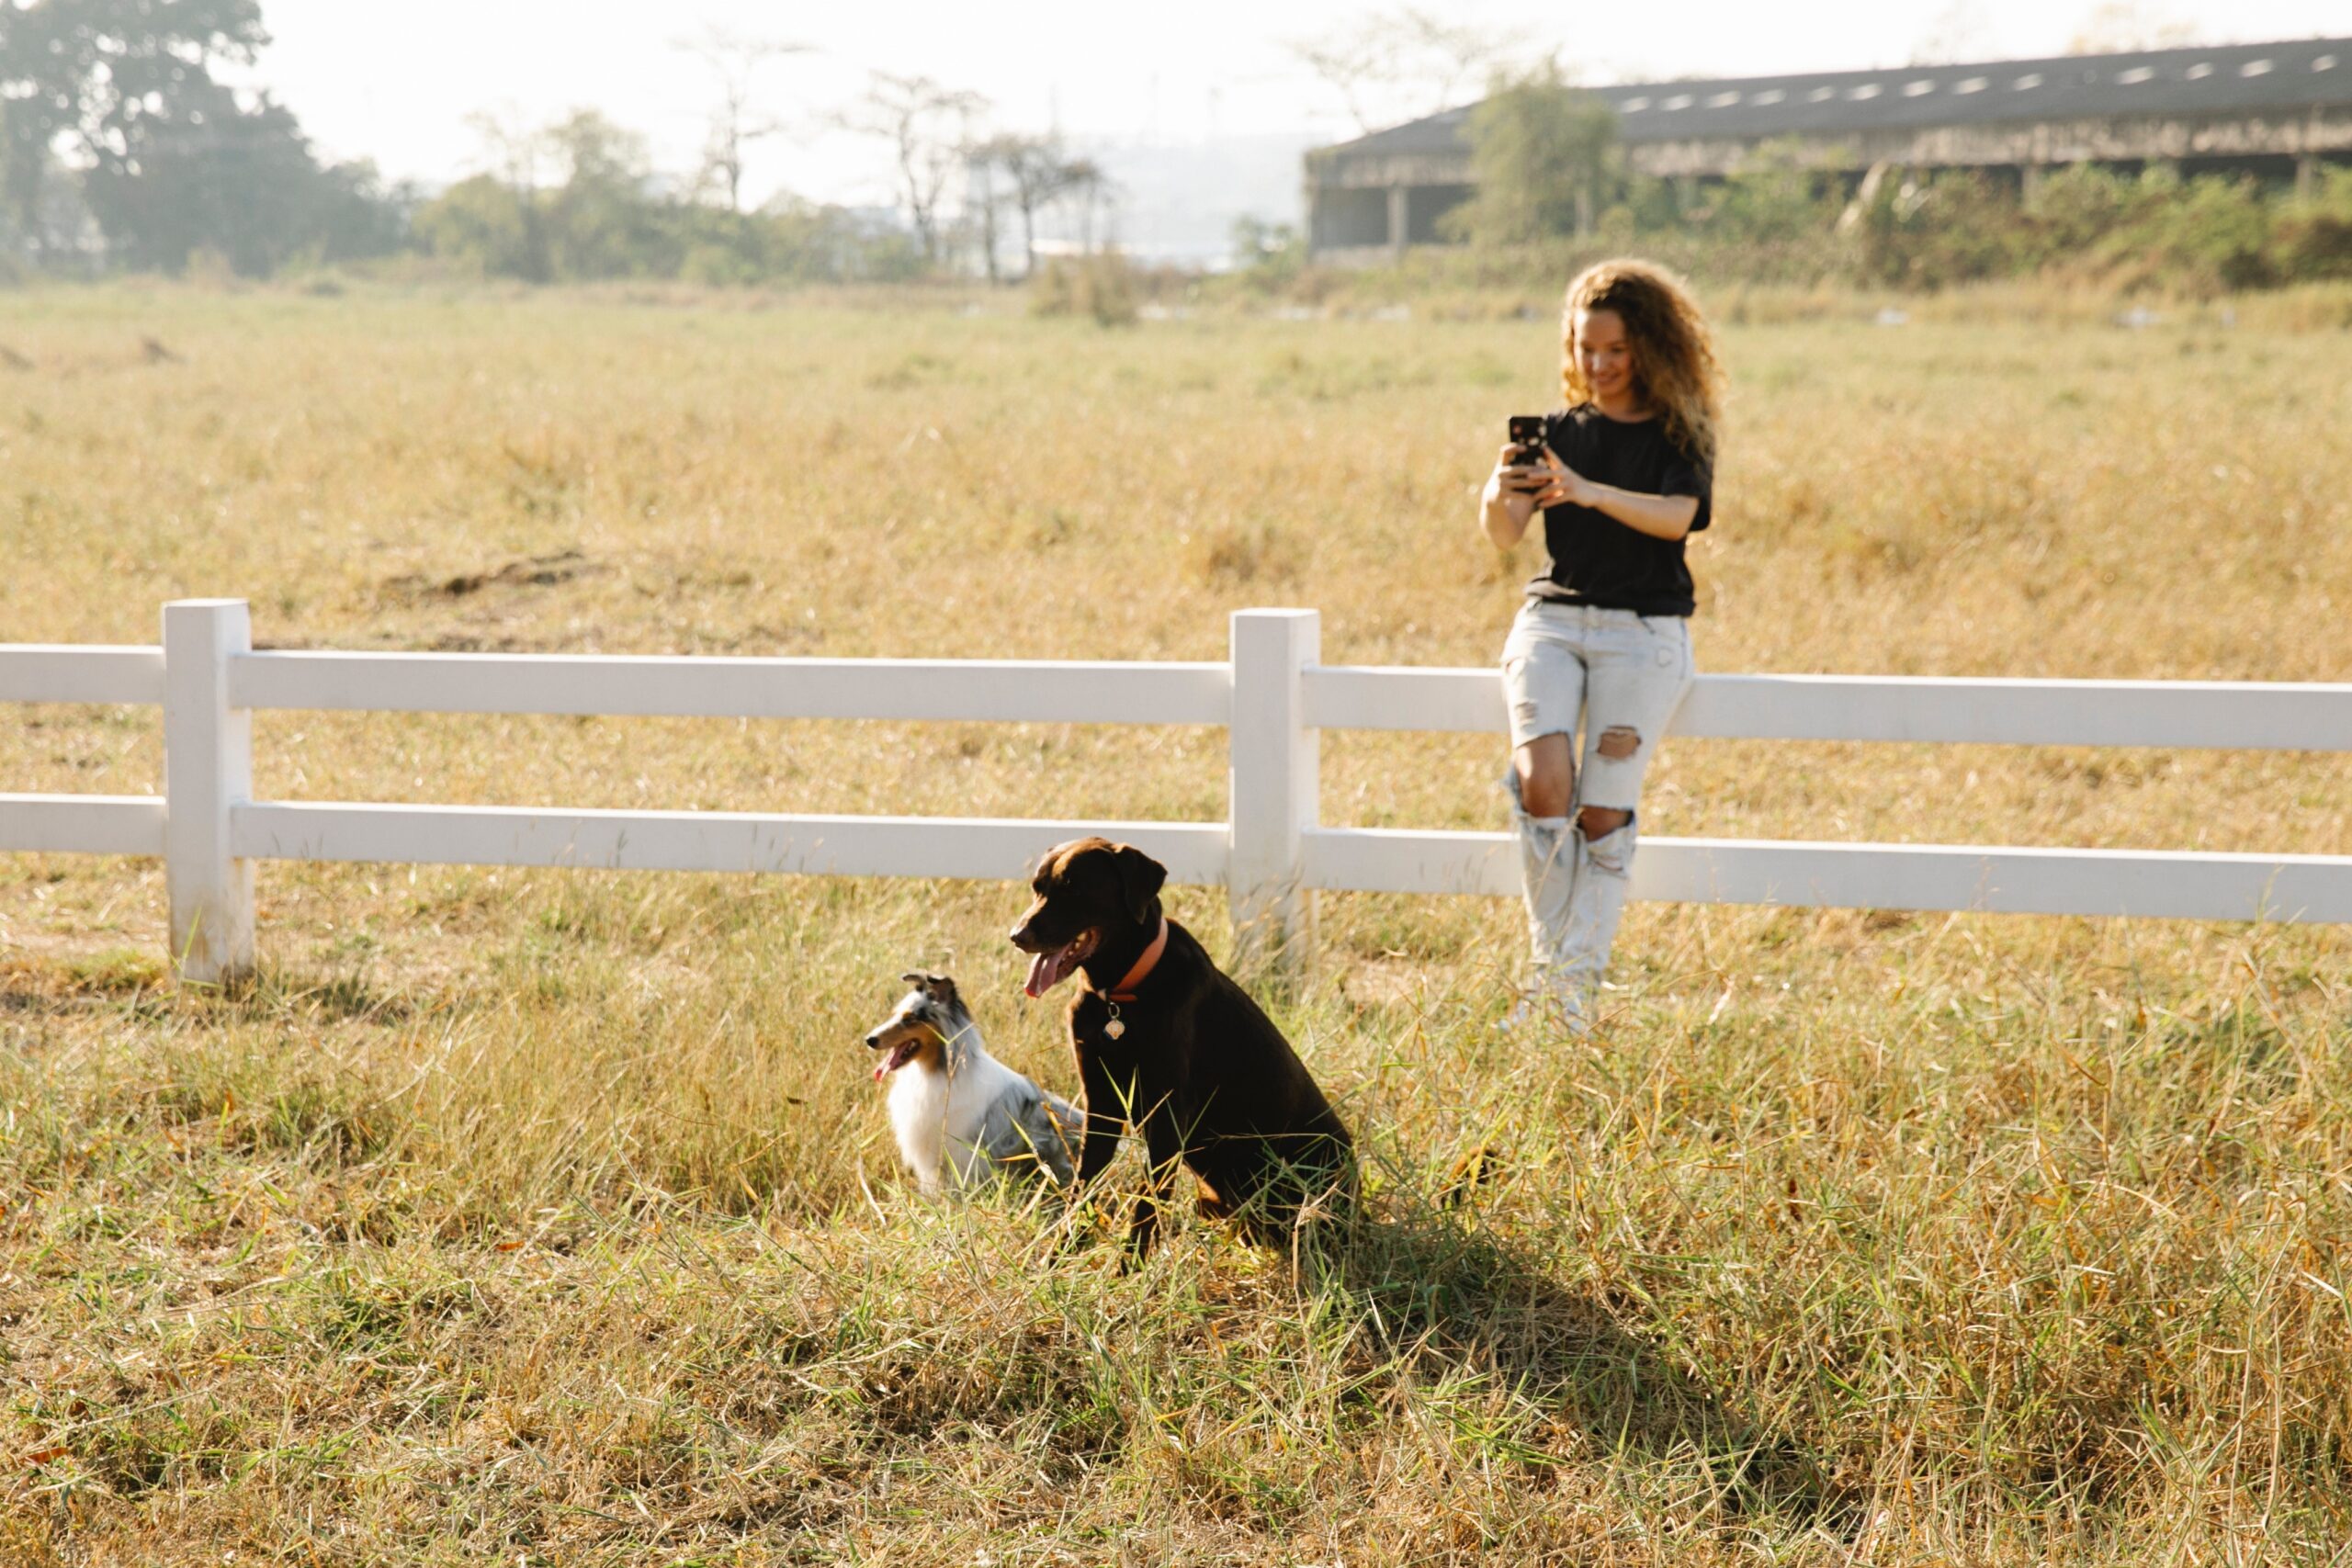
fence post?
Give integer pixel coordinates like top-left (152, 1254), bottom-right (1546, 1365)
top-left (1229, 608), bottom-right (1318, 971)
top-left (164, 599), bottom-right (254, 984)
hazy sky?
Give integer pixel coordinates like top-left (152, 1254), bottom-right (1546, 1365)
top-left (249, 1), bottom-right (2350, 208)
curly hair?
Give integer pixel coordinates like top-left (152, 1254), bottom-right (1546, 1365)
top-left (1559, 259), bottom-right (1725, 469)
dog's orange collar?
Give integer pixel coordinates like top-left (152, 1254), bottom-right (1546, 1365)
top-left (1102, 917), bottom-right (1168, 1003)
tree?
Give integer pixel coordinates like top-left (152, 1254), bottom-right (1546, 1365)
top-left (673, 25), bottom-right (806, 214)
top-left (963, 136), bottom-right (1004, 282)
top-left (1058, 156), bottom-right (1114, 256)
top-left (0, 146), bottom-right (98, 265)
top-left (837, 73), bottom-right (985, 267)
top-left (2067, 1), bottom-right (2197, 54)
top-left (1709, 139), bottom-right (1841, 244)
top-left (0, 0), bottom-right (267, 260)
top-left (413, 174), bottom-right (538, 279)
top-left (973, 131), bottom-right (1084, 278)
top-left (416, 108), bottom-right (676, 281)
top-left (463, 107), bottom-right (554, 199)
top-left (1441, 60), bottom-right (1617, 246)
top-left (1287, 7), bottom-right (1526, 135)
top-left (79, 78), bottom-right (399, 274)
top-left (1, 0), bottom-right (401, 275)
top-left (1229, 214), bottom-right (1303, 283)
top-left (540, 109), bottom-right (666, 278)
top-left (1910, 1), bottom-right (1997, 65)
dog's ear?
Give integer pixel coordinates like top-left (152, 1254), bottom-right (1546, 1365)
top-left (904, 971), bottom-right (958, 1004)
top-left (1110, 844), bottom-right (1167, 926)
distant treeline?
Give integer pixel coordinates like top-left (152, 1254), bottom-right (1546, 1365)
top-left (0, 0), bottom-right (1092, 288)
top-left (6, 3), bottom-right (2350, 296)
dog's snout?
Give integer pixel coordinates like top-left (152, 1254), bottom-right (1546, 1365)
top-left (1008, 893), bottom-right (1053, 952)
top-left (862, 1030), bottom-right (884, 1050)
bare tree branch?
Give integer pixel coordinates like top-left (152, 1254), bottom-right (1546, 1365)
top-left (1285, 7), bottom-right (1530, 136)
top-left (971, 131), bottom-right (1088, 277)
top-left (833, 73), bottom-right (987, 266)
top-left (673, 25), bottom-right (808, 213)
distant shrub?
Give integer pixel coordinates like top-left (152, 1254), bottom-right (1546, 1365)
top-left (2125, 172), bottom-right (2278, 293)
top-left (1228, 216), bottom-right (1305, 292)
top-left (1030, 253), bottom-right (1139, 326)
top-left (679, 243), bottom-right (760, 288)
top-left (2275, 167), bottom-right (2352, 281)
top-left (1850, 169), bottom-right (2028, 289)
top-left (413, 175), bottom-right (543, 282)
top-left (183, 247), bottom-right (241, 289)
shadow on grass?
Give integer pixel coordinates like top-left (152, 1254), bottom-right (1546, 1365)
top-left (1329, 1195), bottom-right (1851, 1531)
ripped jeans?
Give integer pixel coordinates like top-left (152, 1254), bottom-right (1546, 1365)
top-left (1499, 603), bottom-right (1694, 1016)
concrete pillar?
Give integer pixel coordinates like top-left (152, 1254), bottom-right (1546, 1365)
top-left (2297, 154), bottom-right (2319, 201)
top-left (1385, 186), bottom-right (1409, 258)
top-left (2020, 162), bottom-right (2044, 204)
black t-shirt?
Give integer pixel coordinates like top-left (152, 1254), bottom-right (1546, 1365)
top-left (1527, 404), bottom-right (1713, 616)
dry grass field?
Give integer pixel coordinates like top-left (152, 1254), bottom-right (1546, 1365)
top-left (1, 280), bottom-right (2348, 1564)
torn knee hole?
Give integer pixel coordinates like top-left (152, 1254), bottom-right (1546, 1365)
top-left (1581, 812), bottom-right (1634, 874)
top-left (1577, 806), bottom-right (1630, 839)
top-left (1595, 726), bottom-right (1641, 761)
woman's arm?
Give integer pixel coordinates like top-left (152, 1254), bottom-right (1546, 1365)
top-left (1479, 442), bottom-right (1545, 549)
top-left (1537, 467), bottom-right (1701, 541)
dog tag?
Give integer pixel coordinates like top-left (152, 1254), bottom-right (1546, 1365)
top-left (1103, 1010), bottom-right (1125, 1041)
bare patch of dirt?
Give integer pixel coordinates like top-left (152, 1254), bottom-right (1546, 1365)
top-left (383, 548), bottom-right (601, 604)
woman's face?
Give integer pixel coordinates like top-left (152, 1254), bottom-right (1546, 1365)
top-left (1575, 308), bottom-right (1636, 404)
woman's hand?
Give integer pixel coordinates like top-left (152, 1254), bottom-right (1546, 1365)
top-left (1527, 450), bottom-right (1596, 509)
top-left (1501, 445), bottom-right (1698, 542)
top-left (1479, 442), bottom-right (1554, 549)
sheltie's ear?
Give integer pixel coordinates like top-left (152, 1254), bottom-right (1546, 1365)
top-left (908, 971), bottom-right (961, 1011)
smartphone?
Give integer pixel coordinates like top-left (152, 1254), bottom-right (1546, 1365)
top-left (1507, 415), bottom-right (1545, 467)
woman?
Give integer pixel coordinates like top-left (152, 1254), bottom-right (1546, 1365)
top-left (1478, 259), bottom-right (1724, 1030)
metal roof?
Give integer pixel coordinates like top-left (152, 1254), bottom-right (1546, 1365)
top-left (1317, 36), bottom-right (2352, 163)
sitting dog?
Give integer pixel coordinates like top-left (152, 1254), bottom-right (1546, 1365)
top-left (863, 972), bottom-right (1081, 1195)
top-left (1009, 838), bottom-right (1354, 1255)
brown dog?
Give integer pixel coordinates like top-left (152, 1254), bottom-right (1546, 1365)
top-left (1008, 837), bottom-right (1354, 1256)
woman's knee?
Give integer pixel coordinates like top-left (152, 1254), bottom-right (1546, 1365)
top-left (1577, 805), bottom-right (1630, 840)
top-left (1513, 737), bottom-right (1575, 818)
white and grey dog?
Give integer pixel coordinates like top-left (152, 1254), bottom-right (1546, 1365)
top-left (862, 971), bottom-right (1081, 1195)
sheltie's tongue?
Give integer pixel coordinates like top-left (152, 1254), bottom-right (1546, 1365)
top-left (872, 1040), bottom-right (921, 1082)
top-left (1024, 942), bottom-right (1079, 999)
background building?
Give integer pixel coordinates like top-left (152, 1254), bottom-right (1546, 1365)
top-left (1306, 36), bottom-right (2352, 263)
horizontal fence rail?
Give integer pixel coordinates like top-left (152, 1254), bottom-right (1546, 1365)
top-left (1305, 666), bottom-right (2352, 750)
top-left (0, 795), bottom-right (167, 858)
top-left (231, 651), bottom-right (1233, 727)
top-left (233, 804), bottom-right (1232, 886)
top-left (4, 599), bottom-right (2347, 981)
top-left (1302, 829), bottom-right (2352, 923)
top-left (0, 644), bottom-right (166, 706)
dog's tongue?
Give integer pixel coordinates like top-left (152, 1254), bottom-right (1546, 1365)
top-left (873, 1041), bottom-right (919, 1082)
top-left (1024, 943), bottom-right (1076, 999)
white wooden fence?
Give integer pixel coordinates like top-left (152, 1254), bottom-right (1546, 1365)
top-left (4, 598), bottom-right (2349, 982)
